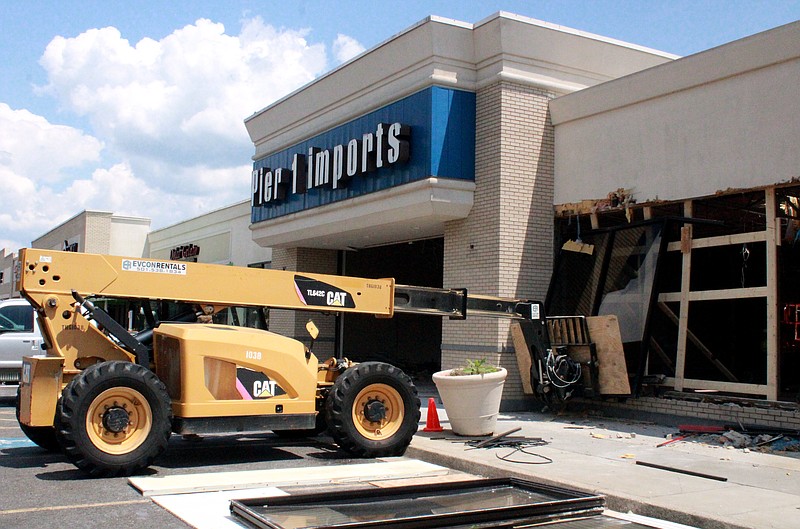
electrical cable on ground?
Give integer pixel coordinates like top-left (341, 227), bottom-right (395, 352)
top-left (495, 445), bottom-right (553, 465)
top-left (461, 429), bottom-right (553, 465)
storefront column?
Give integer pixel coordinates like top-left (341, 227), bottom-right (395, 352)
top-left (270, 247), bottom-right (338, 358)
top-left (443, 80), bottom-right (555, 410)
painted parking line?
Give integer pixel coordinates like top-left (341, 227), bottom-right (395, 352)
top-left (0, 500), bottom-right (151, 516)
top-left (0, 438), bottom-right (35, 448)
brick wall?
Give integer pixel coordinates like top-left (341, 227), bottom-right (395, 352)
top-left (577, 396), bottom-right (800, 431)
top-left (443, 81), bottom-right (556, 410)
top-left (84, 212), bottom-right (112, 254)
top-left (270, 247), bottom-right (338, 358)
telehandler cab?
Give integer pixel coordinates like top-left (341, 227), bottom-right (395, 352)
top-left (15, 248), bottom-right (547, 477)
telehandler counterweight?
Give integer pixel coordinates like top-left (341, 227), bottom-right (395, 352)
top-left (15, 249), bottom-right (547, 477)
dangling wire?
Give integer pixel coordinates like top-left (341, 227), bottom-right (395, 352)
top-left (741, 243), bottom-right (750, 288)
top-left (545, 348), bottom-right (582, 388)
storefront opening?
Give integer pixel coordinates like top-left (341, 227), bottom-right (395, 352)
top-left (339, 238), bottom-right (443, 377)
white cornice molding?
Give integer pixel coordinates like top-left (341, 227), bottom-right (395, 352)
top-left (551, 20), bottom-right (800, 126)
top-left (476, 11), bottom-right (678, 59)
top-left (250, 178), bottom-right (475, 249)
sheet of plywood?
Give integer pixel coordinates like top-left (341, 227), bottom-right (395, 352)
top-left (586, 315), bottom-right (631, 396)
top-left (510, 321), bottom-right (534, 395)
top-left (130, 459), bottom-right (449, 496)
top-left (152, 487), bottom-right (287, 529)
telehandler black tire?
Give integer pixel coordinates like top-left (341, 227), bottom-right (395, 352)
top-left (57, 361), bottom-right (172, 477)
top-left (325, 362), bottom-right (420, 457)
top-left (15, 387), bottom-right (60, 452)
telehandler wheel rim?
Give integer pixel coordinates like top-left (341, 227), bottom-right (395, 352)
top-left (351, 383), bottom-right (404, 441)
top-left (85, 387), bottom-right (152, 455)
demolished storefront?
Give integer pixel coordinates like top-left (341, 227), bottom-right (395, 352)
top-left (549, 21), bottom-right (800, 427)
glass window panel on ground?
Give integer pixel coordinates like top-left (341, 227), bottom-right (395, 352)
top-left (230, 478), bottom-right (609, 529)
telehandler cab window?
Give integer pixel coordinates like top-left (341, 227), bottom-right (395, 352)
top-left (153, 302), bottom-right (268, 330)
top-left (212, 306), bottom-right (268, 330)
top-left (84, 298), bottom-right (268, 333)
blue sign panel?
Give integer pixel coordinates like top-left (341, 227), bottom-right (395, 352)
top-left (251, 87), bottom-right (476, 223)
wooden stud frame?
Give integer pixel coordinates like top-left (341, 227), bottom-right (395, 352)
top-left (656, 189), bottom-right (778, 399)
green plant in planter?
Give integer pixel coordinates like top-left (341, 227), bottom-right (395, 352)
top-left (450, 358), bottom-right (500, 376)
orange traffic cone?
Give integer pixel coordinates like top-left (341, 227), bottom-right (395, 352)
top-left (422, 397), bottom-right (443, 432)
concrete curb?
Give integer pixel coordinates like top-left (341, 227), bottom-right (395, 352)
top-left (406, 443), bottom-right (754, 529)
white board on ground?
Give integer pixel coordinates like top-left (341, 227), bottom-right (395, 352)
top-left (152, 487), bottom-right (286, 529)
top-left (130, 458), bottom-right (448, 496)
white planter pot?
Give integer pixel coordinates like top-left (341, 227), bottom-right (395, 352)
top-left (432, 367), bottom-right (507, 436)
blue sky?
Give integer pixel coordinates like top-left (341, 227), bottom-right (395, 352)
top-left (1, 0), bottom-right (799, 252)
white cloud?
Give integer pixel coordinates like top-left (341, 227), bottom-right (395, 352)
top-left (0, 159), bottom-right (251, 252)
top-left (332, 34), bottom-right (366, 63)
top-left (0, 105), bottom-right (104, 250)
top-left (62, 162), bottom-right (247, 224)
top-left (1, 18), bottom-right (366, 253)
top-left (0, 105), bottom-right (247, 251)
top-left (0, 103), bottom-right (103, 183)
top-left (37, 18), bottom-right (330, 172)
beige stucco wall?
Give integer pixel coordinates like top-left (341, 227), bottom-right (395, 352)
top-left (32, 211), bottom-right (88, 252)
top-left (551, 21), bottom-right (800, 205)
top-left (0, 249), bottom-right (17, 299)
top-left (146, 200), bottom-right (271, 267)
top-left (109, 216), bottom-right (150, 258)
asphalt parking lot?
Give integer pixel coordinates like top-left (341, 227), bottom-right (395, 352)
top-left (0, 397), bottom-right (375, 529)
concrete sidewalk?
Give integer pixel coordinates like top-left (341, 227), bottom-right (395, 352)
top-left (407, 402), bottom-right (800, 529)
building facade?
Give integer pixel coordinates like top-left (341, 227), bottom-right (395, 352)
top-left (245, 13), bottom-right (675, 407)
top-left (32, 210), bottom-right (151, 257)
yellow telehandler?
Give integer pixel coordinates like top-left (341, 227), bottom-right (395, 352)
top-left (15, 248), bottom-right (545, 477)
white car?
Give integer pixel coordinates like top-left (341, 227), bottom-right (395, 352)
top-left (0, 298), bottom-right (43, 391)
